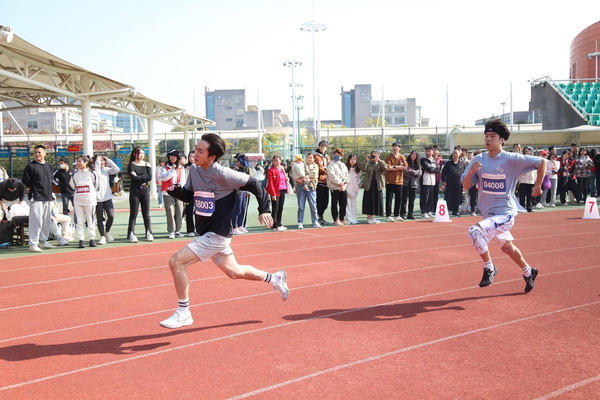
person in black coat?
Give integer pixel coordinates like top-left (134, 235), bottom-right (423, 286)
top-left (441, 146), bottom-right (467, 216)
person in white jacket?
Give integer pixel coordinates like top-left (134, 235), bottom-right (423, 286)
top-left (326, 148), bottom-right (350, 226)
top-left (70, 155), bottom-right (100, 248)
top-left (345, 153), bottom-right (361, 224)
top-left (93, 155), bottom-right (120, 244)
top-left (161, 149), bottom-right (186, 239)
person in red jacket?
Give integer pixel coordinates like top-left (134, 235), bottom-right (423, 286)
top-left (266, 155), bottom-right (290, 231)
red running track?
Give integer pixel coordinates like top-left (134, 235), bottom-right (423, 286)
top-left (0, 209), bottom-right (599, 399)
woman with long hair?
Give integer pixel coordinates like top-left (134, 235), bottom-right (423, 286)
top-left (70, 155), bottom-right (100, 248)
top-left (161, 149), bottom-right (186, 239)
top-left (401, 150), bottom-right (422, 219)
top-left (93, 154), bottom-right (120, 244)
top-left (345, 153), bottom-right (361, 224)
top-left (127, 146), bottom-right (153, 242)
top-left (360, 149), bottom-right (387, 224)
top-left (574, 147), bottom-right (593, 201)
top-left (266, 154), bottom-right (290, 231)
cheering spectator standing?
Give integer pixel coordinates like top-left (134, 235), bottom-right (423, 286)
top-left (385, 142), bottom-right (407, 222)
top-left (266, 155), bottom-right (290, 232)
top-left (22, 145), bottom-right (56, 252)
top-left (361, 150), bottom-right (387, 224)
top-left (345, 153), bottom-right (361, 225)
top-left (70, 155), bottom-right (100, 248)
top-left (326, 148), bottom-right (349, 226)
top-left (52, 158), bottom-right (75, 218)
top-left (161, 149), bottom-right (186, 239)
top-left (127, 146), bottom-right (153, 243)
top-left (420, 146), bottom-right (440, 218)
top-left (441, 146), bottom-right (467, 216)
top-left (574, 147), bottom-right (593, 201)
top-left (401, 150), bottom-right (422, 220)
top-left (93, 155), bottom-right (120, 244)
top-left (314, 141), bottom-right (331, 225)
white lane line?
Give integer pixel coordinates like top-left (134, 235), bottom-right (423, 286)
top-left (533, 374), bottom-right (600, 399)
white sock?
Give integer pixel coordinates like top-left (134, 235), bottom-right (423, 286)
top-left (178, 298), bottom-right (189, 311)
top-left (522, 265), bottom-right (532, 277)
top-left (483, 260), bottom-right (494, 270)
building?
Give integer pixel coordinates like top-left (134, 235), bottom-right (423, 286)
top-left (204, 88), bottom-right (246, 130)
top-left (475, 111), bottom-right (542, 126)
top-left (371, 98), bottom-right (423, 127)
top-left (341, 84), bottom-right (425, 128)
top-left (570, 20), bottom-right (600, 80)
top-left (340, 84), bottom-right (372, 128)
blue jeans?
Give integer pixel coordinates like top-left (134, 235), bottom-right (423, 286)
top-left (297, 185), bottom-right (318, 224)
top-left (232, 191), bottom-right (247, 228)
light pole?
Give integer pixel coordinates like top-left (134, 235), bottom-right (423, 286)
top-left (301, 20), bottom-right (326, 144)
top-left (284, 60), bottom-right (302, 156)
top-left (501, 102), bottom-right (506, 123)
top-left (296, 95), bottom-right (304, 152)
top-left (588, 40), bottom-right (600, 81)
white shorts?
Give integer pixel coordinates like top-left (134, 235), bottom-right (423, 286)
top-left (478, 214), bottom-right (515, 246)
top-left (186, 231), bottom-right (233, 265)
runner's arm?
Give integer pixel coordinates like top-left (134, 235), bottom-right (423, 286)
top-left (239, 175), bottom-right (271, 215)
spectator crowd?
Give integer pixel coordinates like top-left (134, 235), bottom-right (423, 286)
top-left (1, 140), bottom-right (598, 252)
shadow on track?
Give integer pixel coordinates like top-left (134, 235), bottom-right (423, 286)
top-left (0, 320), bottom-right (261, 361)
top-left (283, 293), bottom-right (524, 322)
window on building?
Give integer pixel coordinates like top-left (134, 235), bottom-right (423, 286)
top-left (226, 118), bottom-right (233, 122)
top-left (236, 120), bottom-right (244, 127)
top-left (225, 106), bottom-right (232, 111)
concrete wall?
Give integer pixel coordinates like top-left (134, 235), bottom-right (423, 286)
top-left (529, 84), bottom-right (586, 130)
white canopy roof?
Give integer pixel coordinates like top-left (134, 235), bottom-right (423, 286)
top-left (0, 31), bottom-right (213, 129)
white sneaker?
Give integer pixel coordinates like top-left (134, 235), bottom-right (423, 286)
top-left (313, 222), bottom-right (322, 228)
top-left (367, 218), bottom-right (380, 224)
top-left (146, 233), bottom-right (154, 242)
top-left (98, 236), bottom-right (107, 245)
top-left (39, 242), bottom-right (56, 249)
top-left (57, 237), bottom-right (69, 246)
top-left (232, 228), bottom-right (244, 235)
top-left (105, 232), bottom-right (114, 242)
top-left (175, 232), bottom-right (184, 238)
top-left (386, 216), bottom-right (395, 222)
top-left (239, 227), bottom-right (248, 233)
top-left (129, 233), bottom-right (138, 243)
top-left (334, 219), bottom-right (344, 226)
top-left (159, 309), bottom-right (193, 329)
top-left (471, 212), bottom-right (477, 216)
top-left (29, 245), bottom-right (43, 253)
top-left (168, 232), bottom-right (175, 239)
top-left (535, 203), bottom-right (544, 209)
top-left (188, 232), bottom-right (195, 237)
top-left (271, 269), bottom-right (289, 301)
top-left (394, 216), bottom-right (405, 222)
top-left (298, 223), bottom-right (304, 229)
top-left (549, 203), bottom-right (555, 207)
top-left (276, 226), bottom-right (286, 232)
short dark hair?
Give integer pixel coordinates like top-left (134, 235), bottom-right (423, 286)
top-left (201, 133), bottom-right (226, 161)
top-left (6, 178), bottom-right (17, 190)
top-left (34, 144), bottom-right (46, 150)
top-left (59, 158), bottom-right (69, 164)
top-left (318, 141), bottom-right (328, 147)
top-left (484, 119), bottom-right (510, 141)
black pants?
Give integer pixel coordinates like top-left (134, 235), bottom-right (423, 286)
top-left (128, 189), bottom-right (152, 237)
top-left (271, 190), bottom-right (286, 228)
top-left (62, 193), bottom-right (76, 223)
top-left (444, 183), bottom-right (462, 214)
top-left (96, 199), bottom-right (114, 236)
top-left (401, 185), bottom-right (416, 217)
top-left (577, 177), bottom-right (590, 200)
top-left (330, 190), bottom-right (348, 221)
top-left (431, 182), bottom-right (440, 213)
top-left (385, 184), bottom-right (403, 217)
top-left (469, 186), bottom-right (478, 213)
top-left (519, 183), bottom-right (534, 211)
top-left (420, 185), bottom-right (435, 214)
top-left (316, 184), bottom-right (329, 220)
top-left (185, 202), bottom-right (194, 233)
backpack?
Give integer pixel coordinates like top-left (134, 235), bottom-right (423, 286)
top-left (0, 220), bottom-right (14, 245)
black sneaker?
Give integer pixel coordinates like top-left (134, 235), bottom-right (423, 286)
top-left (479, 265), bottom-right (497, 287)
top-left (78, 240), bottom-right (85, 249)
top-left (523, 268), bottom-right (538, 293)
top-left (89, 239), bottom-right (97, 248)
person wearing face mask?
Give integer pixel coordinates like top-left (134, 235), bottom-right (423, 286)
top-left (326, 148), bottom-right (350, 226)
top-left (52, 158), bottom-right (75, 220)
top-left (0, 178), bottom-right (26, 221)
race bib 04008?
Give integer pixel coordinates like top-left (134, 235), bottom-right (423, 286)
top-left (481, 173), bottom-right (506, 195)
top-left (194, 191), bottom-right (215, 216)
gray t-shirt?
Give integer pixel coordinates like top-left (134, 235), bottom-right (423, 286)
top-left (461, 150), bottom-right (541, 218)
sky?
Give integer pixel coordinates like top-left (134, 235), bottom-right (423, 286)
top-left (2, 0), bottom-right (599, 129)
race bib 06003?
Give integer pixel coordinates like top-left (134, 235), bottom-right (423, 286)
top-left (481, 173), bottom-right (506, 195)
top-left (194, 191), bottom-right (215, 216)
